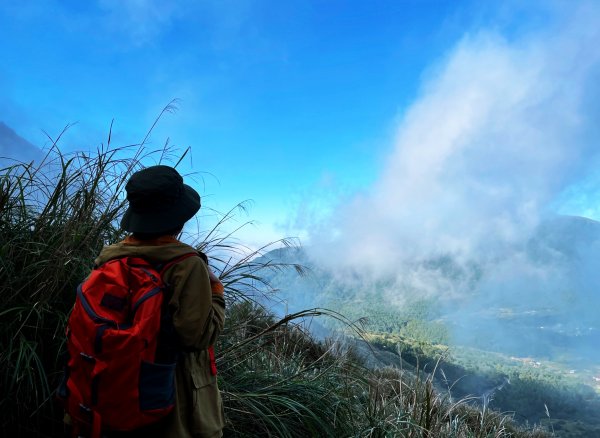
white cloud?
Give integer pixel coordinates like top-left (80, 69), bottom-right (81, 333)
top-left (306, 2), bottom-right (600, 280)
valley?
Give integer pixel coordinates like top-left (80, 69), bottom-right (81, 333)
top-left (257, 216), bottom-right (600, 437)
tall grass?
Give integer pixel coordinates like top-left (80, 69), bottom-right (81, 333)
top-left (0, 127), bottom-right (155, 434)
top-left (0, 121), bottom-right (551, 437)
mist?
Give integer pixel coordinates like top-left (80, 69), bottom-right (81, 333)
top-left (295, 3), bottom-right (600, 362)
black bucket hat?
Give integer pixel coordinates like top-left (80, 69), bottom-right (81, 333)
top-left (120, 165), bottom-right (200, 234)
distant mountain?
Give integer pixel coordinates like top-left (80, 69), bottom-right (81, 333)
top-left (0, 122), bottom-right (42, 165)
top-left (258, 215), bottom-right (600, 362)
top-left (528, 215), bottom-right (600, 260)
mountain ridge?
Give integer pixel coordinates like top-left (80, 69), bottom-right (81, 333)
top-left (0, 122), bottom-right (42, 165)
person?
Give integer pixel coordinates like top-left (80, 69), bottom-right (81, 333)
top-left (66, 165), bottom-right (226, 437)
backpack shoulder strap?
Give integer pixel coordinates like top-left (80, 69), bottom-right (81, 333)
top-left (157, 252), bottom-right (202, 277)
top-left (154, 252), bottom-right (205, 359)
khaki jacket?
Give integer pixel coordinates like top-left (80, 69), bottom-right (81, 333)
top-left (93, 236), bottom-right (226, 438)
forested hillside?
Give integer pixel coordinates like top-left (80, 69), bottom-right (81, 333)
top-left (257, 236), bottom-right (600, 437)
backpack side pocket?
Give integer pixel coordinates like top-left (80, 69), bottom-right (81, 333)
top-left (139, 361), bottom-right (176, 411)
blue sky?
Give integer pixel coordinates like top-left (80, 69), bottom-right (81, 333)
top-left (1, 1), bottom-right (599, 249)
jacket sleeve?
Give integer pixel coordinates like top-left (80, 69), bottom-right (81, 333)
top-left (164, 256), bottom-right (226, 350)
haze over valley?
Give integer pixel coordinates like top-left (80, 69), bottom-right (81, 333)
top-left (258, 215), bottom-right (600, 436)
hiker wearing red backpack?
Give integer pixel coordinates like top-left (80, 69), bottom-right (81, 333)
top-left (60, 166), bottom-right (226, 437)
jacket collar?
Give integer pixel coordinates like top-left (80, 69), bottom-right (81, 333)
top-left (122, 235), bottom-right (180, 246)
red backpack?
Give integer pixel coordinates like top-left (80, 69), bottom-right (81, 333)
top-left (58, 253), bottom-right (196, 437)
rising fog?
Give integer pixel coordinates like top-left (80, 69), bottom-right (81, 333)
top-left (294, 2), bottom-right (600, 358)
top-left (302, 2), bottom-right (600, 284)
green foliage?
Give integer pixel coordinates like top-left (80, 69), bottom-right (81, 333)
top-left (367, 332), bottom-right (600, 438)
top-left (260, 252), bottom-right (600, 437)
top-left (0, 134), bottom-right (140, 434)
top-left (217, 302), bottom-right (357, 437)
